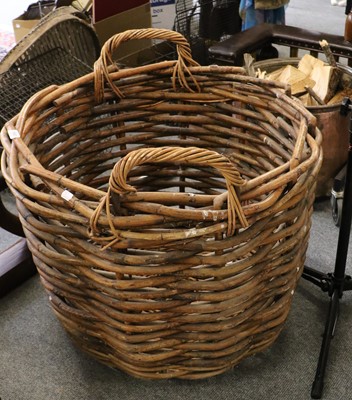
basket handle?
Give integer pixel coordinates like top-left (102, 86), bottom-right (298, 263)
top-left (93, 28), bottom-right (200, 102)
top-left (90, 147), bottom-right (248, 241)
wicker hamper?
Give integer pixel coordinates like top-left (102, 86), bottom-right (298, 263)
top-left (1, 29), bottom-right (322, 379)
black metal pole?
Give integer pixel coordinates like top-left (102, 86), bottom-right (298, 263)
top-left (332, 116), bottom-right (352, 286)
top-left (308, 99), bottom-right (352, 399)
top-left (310, 291), bottom-right (339, 398)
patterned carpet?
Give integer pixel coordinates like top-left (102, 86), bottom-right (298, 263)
top-left (0, 27), bottom-right (15, 61)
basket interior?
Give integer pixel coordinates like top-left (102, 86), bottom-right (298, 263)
top-left (30, 74), bottom-right (307, 194)
top-left (16, 68), bottom-right (316, 247)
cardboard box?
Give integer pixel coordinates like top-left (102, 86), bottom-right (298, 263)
top-left (12, 2), bottom-right (56, 43)
top-left (12, 14), bottom-right (40, 43)
top-left (93, 0), bottom-right (149, 23)
top-left (118, 40), bottom-right (175, 68)
top-left (150, 0), bottom-right (176, 30)
top-left (93, 3), bottom-right (152, 59)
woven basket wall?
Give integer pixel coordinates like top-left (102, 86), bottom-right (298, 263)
top-left (0, 29), bottom-right (322, 379)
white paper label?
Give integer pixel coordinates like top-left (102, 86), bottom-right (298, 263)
top-left (8, 129), bottom-right (20, 139)
top-left (61, 189), bottom-right (73, 201)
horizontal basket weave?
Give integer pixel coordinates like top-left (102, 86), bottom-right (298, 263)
top-left (1, 28), bottom-right (323, 379)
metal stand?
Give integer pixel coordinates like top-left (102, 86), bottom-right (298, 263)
top-left (302, 98), bottom-right (352, 399)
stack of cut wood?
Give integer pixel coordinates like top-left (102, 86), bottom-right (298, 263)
top-left (255, 40), bottom-right (352, 107)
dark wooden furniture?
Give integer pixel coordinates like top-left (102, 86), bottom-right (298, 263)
top-left (208, 23), bottom-right (352, 66)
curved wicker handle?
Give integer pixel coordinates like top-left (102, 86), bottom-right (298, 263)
top-left (91, 147), bottom-right (248, 241)
top-left (94, 28), bottom-right (200, 102)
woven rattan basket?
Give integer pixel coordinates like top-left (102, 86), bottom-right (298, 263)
top-left (1, 29), bottom-right (322, 379)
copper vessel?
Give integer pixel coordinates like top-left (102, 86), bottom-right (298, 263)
top-left (254, 58), bottom-right (350, 197)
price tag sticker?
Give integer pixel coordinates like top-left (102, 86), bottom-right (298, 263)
top-left (8, 129), bottom-right (20, 139)
top-left (61, 189), bottom-right (74, 201)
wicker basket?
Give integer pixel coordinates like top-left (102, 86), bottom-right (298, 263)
top-left (1, 29), bottom-right (322, 379)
